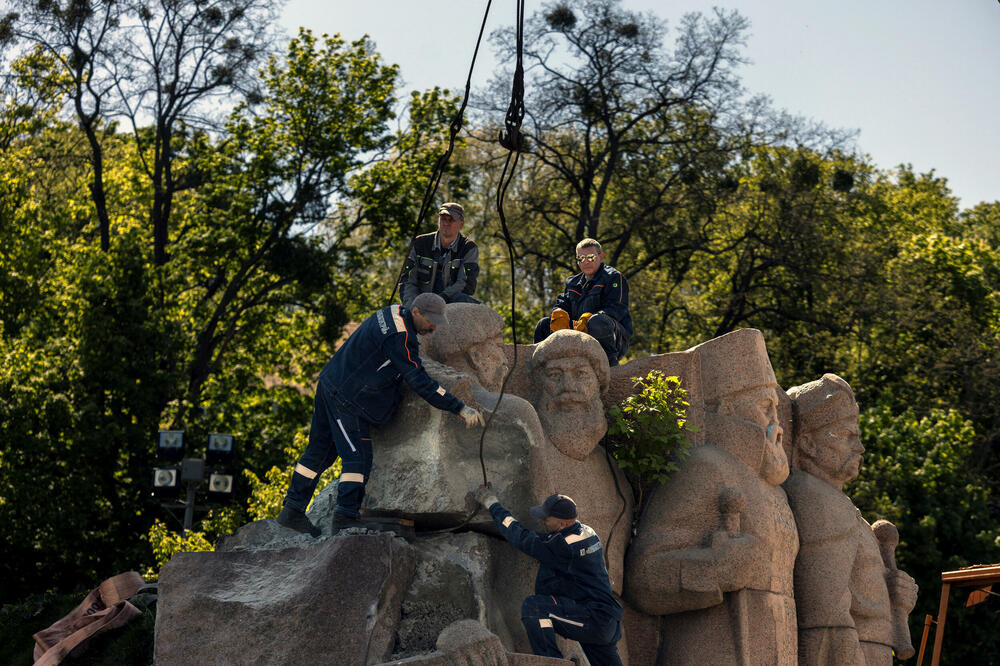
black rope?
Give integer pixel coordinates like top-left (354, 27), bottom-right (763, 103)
top-left (602, 437), bottom-right (629, 572)
top-left (477, 0), bottom-right (526, 488)
top-left (385, 0), bottom-right (493, 306)
top-left (423, 1), bottom-right (528, 537)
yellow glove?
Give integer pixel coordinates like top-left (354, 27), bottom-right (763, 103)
top-left (550, 308), bottom-right (570, 332)
top-left (573, 312), bottom-right (593, 332)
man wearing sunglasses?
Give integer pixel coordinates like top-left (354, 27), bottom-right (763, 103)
top-left (533, 239), bottom-right (633, 365)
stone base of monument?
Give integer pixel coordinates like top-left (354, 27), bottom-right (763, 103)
top-left (361, 515), bottom-right (416, 538)
top-left (156, 521), bottom-right (580, 664)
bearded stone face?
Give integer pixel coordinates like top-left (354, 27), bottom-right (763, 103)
top-left (532, 356), bottom-right (607, 460)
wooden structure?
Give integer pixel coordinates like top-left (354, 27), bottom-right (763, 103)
top-left (917, 563), bottom-right (1000, 665)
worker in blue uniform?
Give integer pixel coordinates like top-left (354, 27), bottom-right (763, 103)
top-left (474, 488), bottom-right (624, 666)
top-left (276, 292), bottom-right (485, 537)
top-left (534, 238), bottom-right (632, 365)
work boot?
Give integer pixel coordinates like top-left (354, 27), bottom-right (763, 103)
top-left (331, 514), bottom-right (363, 535)
top-left (276, 506), bottom-right (320, 537)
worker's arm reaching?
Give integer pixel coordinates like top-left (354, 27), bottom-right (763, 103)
top-left (473, 489), bottom-right (571, 567)
top-left (382, 324), bottom-right (484, 427)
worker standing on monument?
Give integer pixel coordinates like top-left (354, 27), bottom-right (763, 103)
top-left (473, 488), bottom-right (624, 666)
top-left (533, 238), bottom-right (632, 365)
top-left (276, 292), bottom-right (485, 537)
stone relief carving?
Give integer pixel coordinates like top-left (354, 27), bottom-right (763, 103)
top-left (155, 307), bottom-right (918, 665)
top-left (784, 374), bottom-right (918, 665)
top-left (624, 328), bottom-right (799, 665)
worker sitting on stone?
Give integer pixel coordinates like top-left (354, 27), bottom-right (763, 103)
top-left (474, 488), bottom-right (624, 666)
top-left (533, 238), bottom-right (632, 365)
top-left (275, 292), bottom-right (485, 537)
top-left (400, 202), bottom-right (480, 308)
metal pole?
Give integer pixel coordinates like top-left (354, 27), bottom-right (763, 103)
top-left (182, 483), bottom-right (197, 537)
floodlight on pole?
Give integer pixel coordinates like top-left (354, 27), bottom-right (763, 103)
top-left (156, 430), bottom-right (185, 462)
top-left (152, 466), bottom-right (181, 498)
top-left (207, 471), bottom-right (235, 501)
top-left (206, 433), bottom-right (235, 464)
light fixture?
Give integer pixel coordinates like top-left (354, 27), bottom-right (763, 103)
top-left (156, 430), bottom-right (185, 462)
top-left (206, 433), bottom-right (235, 464)
top-left (152, 466), bottom-right (180, 497)
top-left (207, 472), bottom-right (234, 500)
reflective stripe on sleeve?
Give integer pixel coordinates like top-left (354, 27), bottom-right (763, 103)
top-left (564, 532), bottom-right (587, 545)
top-left (294, 464), bottom-right (318, 479)
top-left (502, 516), bottom-right (515, 528)
top-left (340, 472), bottom-right (365, 483)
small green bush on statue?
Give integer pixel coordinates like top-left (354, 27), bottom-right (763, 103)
top-left (607, 371), bottom-right (695, 510)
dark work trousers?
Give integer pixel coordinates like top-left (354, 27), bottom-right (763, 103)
top-left (521, 594), bottom-right (623, 666)
top-left (533, 313), bottom-right (629, 365)
top-left (283, 378), bottom-right (373, 519)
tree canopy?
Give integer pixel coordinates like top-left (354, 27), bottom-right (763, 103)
top-left (1, 1), bottom-right (997, 662)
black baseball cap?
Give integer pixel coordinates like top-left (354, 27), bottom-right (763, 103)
top-left (529, 493), bottom-right (578, 520)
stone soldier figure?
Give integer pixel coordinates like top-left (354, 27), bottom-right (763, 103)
top-left (784, 374), bottom-right (918, 665)
top-left (624, 328), bottom-right (799, 665)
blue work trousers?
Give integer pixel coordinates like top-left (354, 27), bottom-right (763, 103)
top-left (521, 594), bottom-right (623, 666)
top-left (533, 312), bottom-right (629, 365)
top-left (284, 378), bottom-right (373, 518)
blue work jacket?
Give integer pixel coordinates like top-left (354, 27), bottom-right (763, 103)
top-left (319, 304), bottom-right (464, 425)
top-left (555, 264), bottom-right (633, 338)
top-left (488, 502), bottom-right (623, 624)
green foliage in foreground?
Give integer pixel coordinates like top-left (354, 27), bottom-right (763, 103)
top-left (607, 372), bottom-right (694, 506)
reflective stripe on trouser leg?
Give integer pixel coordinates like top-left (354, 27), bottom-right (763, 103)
top-left (284, 382), bottom-right (341, 512)
top-left (334, 418), bottom-right (372, 520)
top-left (521, 594), bottom-right (623, 666)
top-left (521, 595), bottom-right (563, 658)
top-left (284, 465), bottom-right (321, 513)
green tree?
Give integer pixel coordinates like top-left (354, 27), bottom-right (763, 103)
top-left (849, 405), bottom-right (1000, 665)
top-left (0, 27), bottom-right (408, 602)
top-left (480, 1), bottom-right (752, 297)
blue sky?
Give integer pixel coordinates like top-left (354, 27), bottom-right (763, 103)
top-left (280, 1), bottom-right (1000, 210)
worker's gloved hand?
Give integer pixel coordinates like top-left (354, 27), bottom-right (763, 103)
top-left (549, 308), bottom-right (570, 332)
top-left (573, 312), bottom-right (593, 332)
top-left (459, 405), bottom-right (486, 428)
top-left (473, 485), bottom-right (500, 509)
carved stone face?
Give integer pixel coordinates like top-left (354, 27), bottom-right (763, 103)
top-left (717, 384), bottom-right (788, 485)
top-left (802, 414), bottom-right (864, 487)
top-left (532, 356), bottom-right (606, 460)
top-left (463, 336), bottom-right (508, 392)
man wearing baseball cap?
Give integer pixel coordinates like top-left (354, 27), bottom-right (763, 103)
top-left (400, 202), bottom-right (481, 308)
top-left (474, 488), bottom-right (624, 665)
top-left (276, 293), bottom-right (486, 537)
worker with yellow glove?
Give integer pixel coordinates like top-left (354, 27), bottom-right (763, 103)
top-left (533, 239), bottom-right (633, 365)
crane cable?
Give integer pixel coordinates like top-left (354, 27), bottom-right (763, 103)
top-left (385, 0), bottom-right (493, 306)
top-left (478, 0), bottom-right (526, 487)
top-left (420, 0), bottom-right (526, 536)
